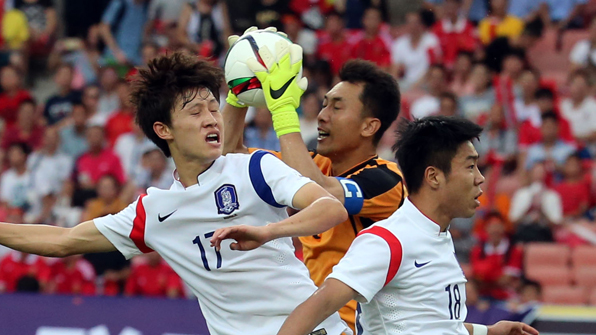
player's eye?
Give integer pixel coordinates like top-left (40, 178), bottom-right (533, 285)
top-left (468, 164), bottom-right (475, 170)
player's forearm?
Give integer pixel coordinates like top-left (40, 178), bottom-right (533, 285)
top-left (279, 133), bottom-right (327, 186)
top-left (267, 197), bottom-right (347, 240)
top-left (222, 103), bottom-right (249, 154)
top-left (0, 222), bottom-right (71, 257)
top-left (278, 279), bottom-right (356, 335)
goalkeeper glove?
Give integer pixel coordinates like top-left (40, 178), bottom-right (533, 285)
top-left (226, 27), bottom-right (289, 109)
top-left (246, 39), bottom-right (308, 137)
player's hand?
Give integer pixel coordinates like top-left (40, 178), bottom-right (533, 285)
top-left (247, 39), bottom-right (308, 113)
top-left (210, 225), bottom-right (272, 251)
top-left (488, 321), bottom-right (539, 335)
top-left (226, 27), bottom-right (286, 109)
top-left (246, 38), bottom-right (307, 137)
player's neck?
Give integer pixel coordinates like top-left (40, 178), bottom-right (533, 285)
top-left (172, 155), bottom-right (216, 188)
top-left (408, 193), bottom-right (451, 232)
top-left (329, 146), bottom-right (377, 176)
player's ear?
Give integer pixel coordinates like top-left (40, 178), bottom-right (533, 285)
top-left (424, 166), bottom-right (442, 190)
top-left (361, 117), bottom-right (381, 140)
top-left (154, 121), bottom-right (173, 141)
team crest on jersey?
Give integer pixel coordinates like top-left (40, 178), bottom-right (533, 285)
top-left (215, 184), bottom-right (240, 215)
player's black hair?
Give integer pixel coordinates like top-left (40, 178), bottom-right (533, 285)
top-left (393, 116), bottom-right (483, 194)
top-left (541, 110), bottom-right (559, 123)
top-left (535, 87), bottom-right (554, 100)
top-left (339, 59), bottom-right (400, 145)
top-left (130, 52), bottom-right (224, 157)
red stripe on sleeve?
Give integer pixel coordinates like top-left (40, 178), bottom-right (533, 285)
top-left (358, 226), bottom-right (403, 286)
top-left (129, 194), bottom-right (153, 253)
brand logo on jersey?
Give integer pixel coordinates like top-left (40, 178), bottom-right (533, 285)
top-left (215, 184), bottom-right (239, 215)
top-left (158, 210), bottom-right (177, 222)
top-left (414, 260), bottom-right (431, 268)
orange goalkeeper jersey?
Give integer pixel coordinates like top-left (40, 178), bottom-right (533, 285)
top-left (249, 149), bottom-right (407, 331)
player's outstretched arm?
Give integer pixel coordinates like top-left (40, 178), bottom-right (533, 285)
top-left (277, 278), bottom-right (357, 335)
top-left (465, 321), bottom-right (539, 335)
top-left (210, 182), bottom-right (347, 251)
top-left (0, 220), bottom-right (116, 257)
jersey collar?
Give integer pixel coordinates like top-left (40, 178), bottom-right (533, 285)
top-left (171, 156), bottom-right (225, 189)
top-left (402, 198), bottom-right (447, 236)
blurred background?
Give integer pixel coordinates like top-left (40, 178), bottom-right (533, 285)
top-left (1, 0), bottom-right (596, 334)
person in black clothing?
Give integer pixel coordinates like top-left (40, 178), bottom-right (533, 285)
top-left (484, 18), bottom-right (544, 73)
top-left (43, 64), bottom-right (82, 126)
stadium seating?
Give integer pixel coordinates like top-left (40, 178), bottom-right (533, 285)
top-left (524, 243), bottom-right (571, 268)
top-left (590, 289), bottom-right (596, 306)
top-left (542, 285), bottom-right (587, 305)
top-left (525, 265), bottom-right (572, 286)
top-left (572, 245), bottom-right (596, 268)
top-left (574, 267), bottom-right (596, 291)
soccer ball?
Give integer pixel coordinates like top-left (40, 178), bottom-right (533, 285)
top-left (224, 30), bottom-right (296, 107)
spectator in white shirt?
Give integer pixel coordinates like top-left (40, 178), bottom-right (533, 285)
top-left (282, 13), bottom-right (318, 63)
top-left (114, 121), bottom-right (155, 181)
top-left (525, 112), bottom-right (576, 172)
top-left (0, 143), bottom-right (31, 212)
top-left (390, 11), bottom-right (441, 91)
top-left (136, 148), bottom-right (173, 191)
top-left (459, 62), bottom-right (496, 124)
top-left (560, 70), bottom-right (596, 145)
top-left (410, 64), bottom-right (447, 119)
top-left (569, 16), bottom-right (596, 72)
top-left (514, 69), bottom-right (541, 127)
top-left (26, 128), bottom-right (73, 223)
top-left (509, 161), bottom-right (562, 242)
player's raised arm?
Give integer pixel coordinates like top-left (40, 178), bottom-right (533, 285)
top-left (210, 152), bottom-right (347, 251)
top-left (0, 220), bottom-right (116, 257)
top-left (278, 278), bottom-right (358, 335)
top-left (211, 182), bottom-right (347, 251)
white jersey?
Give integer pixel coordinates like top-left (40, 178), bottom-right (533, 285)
top-left (328, 198), bottom-right (468, 335)
top-left (94, 151), bottom-right (348, 335)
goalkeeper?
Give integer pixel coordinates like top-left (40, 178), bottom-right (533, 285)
top-left (222, 27), bottom-right (406, 332)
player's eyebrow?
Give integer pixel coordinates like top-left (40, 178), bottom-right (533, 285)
top-left (467, 155), bottom-right (479, 162)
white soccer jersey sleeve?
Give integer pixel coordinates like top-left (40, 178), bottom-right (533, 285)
top-left (94, 196), bottom-right (144, 259)
top-left (328, 230), bottom-right (394, 303)
top-left (250, 151), bottom-right (313, 209)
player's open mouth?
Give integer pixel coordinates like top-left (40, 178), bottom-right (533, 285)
top-left (206, 133), bottom-right (220, 144)
top-left (474, 191), bottom-right (482, 206)
top-left (317, 129), bottom-right (330, 141)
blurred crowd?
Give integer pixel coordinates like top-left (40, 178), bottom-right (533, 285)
top-left (0, 0), bottom-right (594, 312)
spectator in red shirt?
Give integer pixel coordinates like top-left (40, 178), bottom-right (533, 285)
top-left (317, 11), bottom-right (351, 76)
top-left (470, 211), bottom-right (523, 301)
top-left (0, 251), bottom-right (51, 293)
top-left (1, 99), bottom-right (45, 150)
top-left (49, 255), bottom-right (96, 295)
top-left (554, 153), bottom-right (590, 219)
top-left (350, 7), bottom-right (391, 70)
top-left (518, 88), bottom-right (575, 149)
top-left (105, 80), bottom-right (134, 147)
top-left (432, 0), bottom-right (477, 69)
top-left (0, 65), bottom-right (32, 126)
top-left (125, 252), bottom-right (183, 298)
top-left (74, 125), bottom-right (126, 191)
